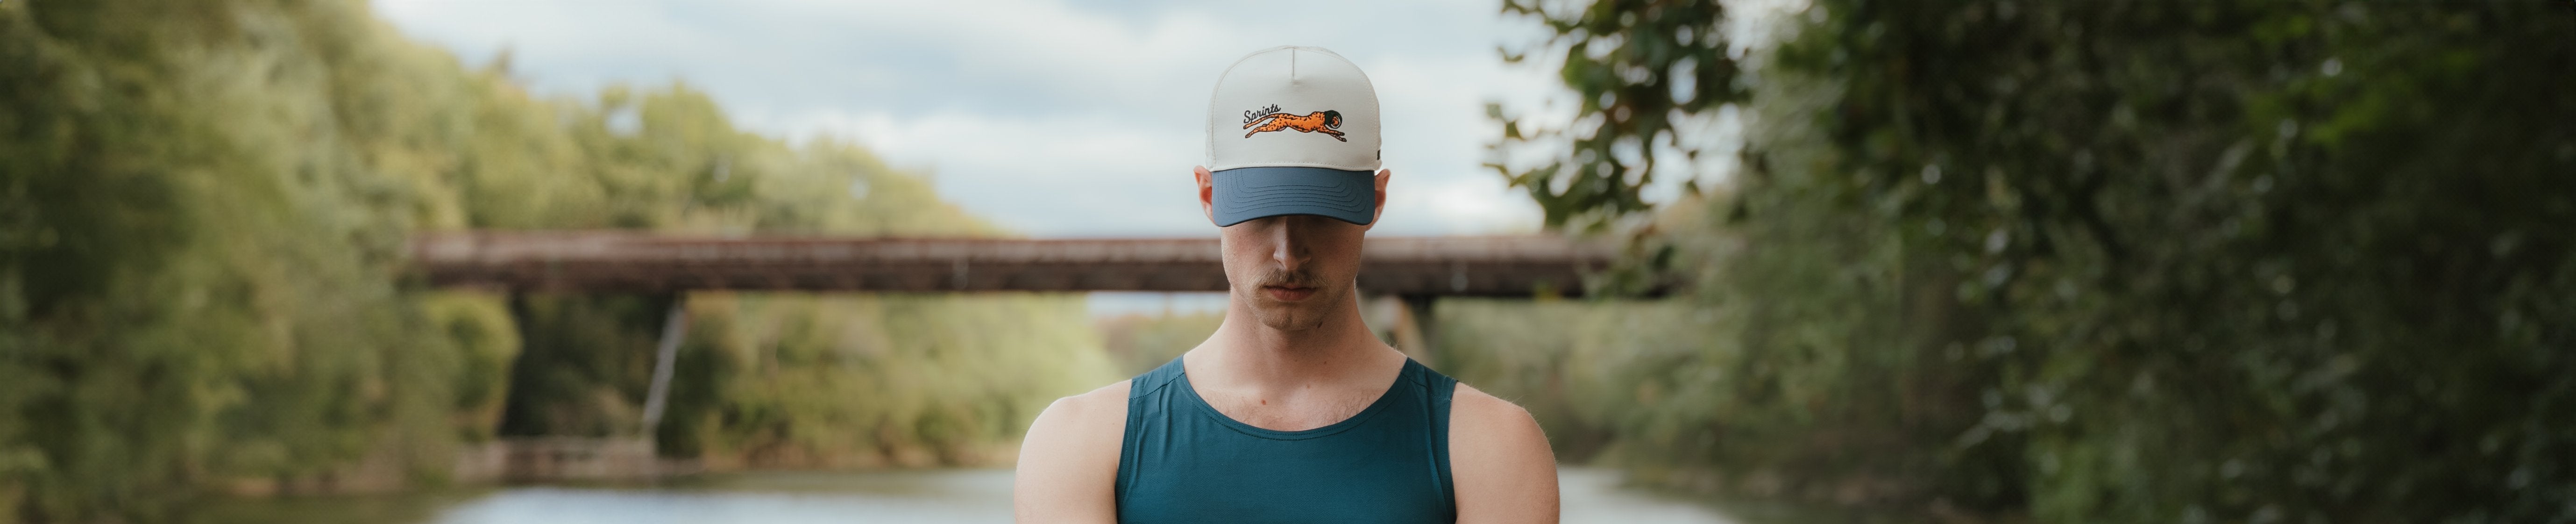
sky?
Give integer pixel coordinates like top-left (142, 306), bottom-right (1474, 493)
top-left (371, 0), bottom-right (1575, 240)
top-left (369, 0), bottom-right (1796, 316)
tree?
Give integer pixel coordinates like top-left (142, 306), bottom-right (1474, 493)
top-left (1496, 0), bottom-right (2576, 521)
top-left (1491, 0), bottom-right (1745, 231)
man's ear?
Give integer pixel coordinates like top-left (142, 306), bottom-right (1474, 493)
top-left (1367, 169), bottom-right (1391, 230)
top-left (1196, 166), bottom-right (1217, 224)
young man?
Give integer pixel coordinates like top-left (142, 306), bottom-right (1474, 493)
top-left (1013, 46), bottom-right (1560, 524)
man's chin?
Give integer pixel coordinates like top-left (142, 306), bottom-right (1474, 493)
top-left (1250, 304), bottom-right (1330, 332)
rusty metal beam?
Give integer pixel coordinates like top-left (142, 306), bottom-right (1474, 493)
top-left (409, 231), bottom-right (1631, 297)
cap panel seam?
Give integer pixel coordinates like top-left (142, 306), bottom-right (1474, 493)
top-left (1208, 45), bottom-right (1302, 166)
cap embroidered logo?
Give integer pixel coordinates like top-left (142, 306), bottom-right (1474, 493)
top-left (1243, 109), bottom-right (1347, 142)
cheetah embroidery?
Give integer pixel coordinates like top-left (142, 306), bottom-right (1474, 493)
top-left (1243, 110), bottom-right (1347, 142)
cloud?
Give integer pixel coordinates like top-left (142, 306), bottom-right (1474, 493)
top-left (371, 0), bottom-right (1558, 236)
top-left (777, 108), bottom-right (1206, 237)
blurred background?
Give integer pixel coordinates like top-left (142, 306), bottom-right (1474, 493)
top-left (2, 0), bottom-right (2571, 523)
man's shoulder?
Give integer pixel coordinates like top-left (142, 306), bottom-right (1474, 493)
top-left (1014, 380), bottom-right (1134, 521)
top-left (1445, 382), bottom-right (1552, 472)
top-left (1041, 380), bottom-right (1134, 427)
top-left (1447, 383), bottom-right (1540, 435)
top-left (1016, 380), bottom-right (1132, 481)
top-left (1445, 382), bottom-right (1561, 523)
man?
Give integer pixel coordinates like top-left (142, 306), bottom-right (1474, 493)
top-left (1013, 46), bottom-right (1561, 524)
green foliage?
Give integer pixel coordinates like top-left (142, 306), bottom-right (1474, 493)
top-left (0, 0), bottom-right (494, 518)
top-left (1491, 0), bottom-right (1746, 230)
top-left (1434, 299), bottom-right (1705, 464)
top-left (1496, 0), bottom-right (2576, 522)
top-left (0, 0), bottom-right (1112, 521)
top-left (662, 294), bottom-right (1112, 467)
top-left (1095, 311), bottom-right (1224, 376)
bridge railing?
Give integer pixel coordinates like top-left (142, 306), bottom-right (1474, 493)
top-left (409, 231), bottom-right (1634, 297)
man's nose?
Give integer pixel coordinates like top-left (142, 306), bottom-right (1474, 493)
top-left (1270, 218), bottom-right (1307, 273)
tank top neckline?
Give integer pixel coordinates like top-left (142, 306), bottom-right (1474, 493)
top-left (1167, 356), bottom-right (1421, 441)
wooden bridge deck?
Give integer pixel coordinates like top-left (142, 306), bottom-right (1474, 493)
top-left (410, 231), bottom-right (1625, 297)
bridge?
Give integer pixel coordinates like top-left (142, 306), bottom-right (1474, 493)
top-left (409, 231), bottom-right (1618, 296)
top-left (407, 230), bottom-right (1631, 479)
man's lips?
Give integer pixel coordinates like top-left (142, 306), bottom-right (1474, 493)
top-left (1263, 286), bottom-right (1317, 301)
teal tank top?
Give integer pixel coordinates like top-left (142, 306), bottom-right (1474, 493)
top-left (1116, 356), bottom-right (1458, 524)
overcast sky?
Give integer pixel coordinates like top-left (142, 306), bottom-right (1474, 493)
top-left (373, 0), bottom-right (1577, 239)
top-left (369, 0), bottom-right (1803, 315)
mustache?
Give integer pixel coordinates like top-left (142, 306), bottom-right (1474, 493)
top-left (1255, 269), bottom-right (1320, 289)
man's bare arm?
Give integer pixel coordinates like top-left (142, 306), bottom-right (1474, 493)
top-left (1013, 380), bottom-right (1130, 524)
top-left (1450, 384), bottom-right (1561, 524)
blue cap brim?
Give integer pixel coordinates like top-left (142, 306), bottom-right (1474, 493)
top-left (1211, 166), bottom-right (1376, 227)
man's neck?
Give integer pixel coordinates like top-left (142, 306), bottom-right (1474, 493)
top-left (1190, 293), bottom-right (1402, 392)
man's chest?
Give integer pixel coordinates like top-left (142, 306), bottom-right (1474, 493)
top-left (1196, 388), bottom-right (1382, 431)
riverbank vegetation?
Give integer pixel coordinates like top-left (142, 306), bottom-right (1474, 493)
top-left (7, 0), bottom-right (2571, 523)
top-left (1477, 0), bottom-right (2575, 522)
top-left (0, 0), bottom-right (1112, 521)
top-left (1097, 310), bottom-right (1224, 376)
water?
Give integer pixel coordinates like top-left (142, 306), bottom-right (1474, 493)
top-left (184, 467), bottom-right (1774, 524)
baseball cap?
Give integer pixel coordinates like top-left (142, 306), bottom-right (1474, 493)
top-left (1206, 46), bottom-right (1382, 227)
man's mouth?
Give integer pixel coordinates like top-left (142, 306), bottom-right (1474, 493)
top-left (1263, 286), bottom-right (1317, 302)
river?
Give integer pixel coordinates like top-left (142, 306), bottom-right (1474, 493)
top-left (176, 467), bottom-right (1876, 524)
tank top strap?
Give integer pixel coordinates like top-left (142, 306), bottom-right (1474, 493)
top-left (1130, 355), bottom-right (1189, 401)
top-left (1413, 359), bottom-right (1459, 515)
top-left (1117, 355), bottom-right (1187, 506)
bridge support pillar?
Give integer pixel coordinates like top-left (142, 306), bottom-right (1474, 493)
top-left (639, 294), bottom-right (688, 439)
top-left (1376, 294), bottom-right (1439, 369)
